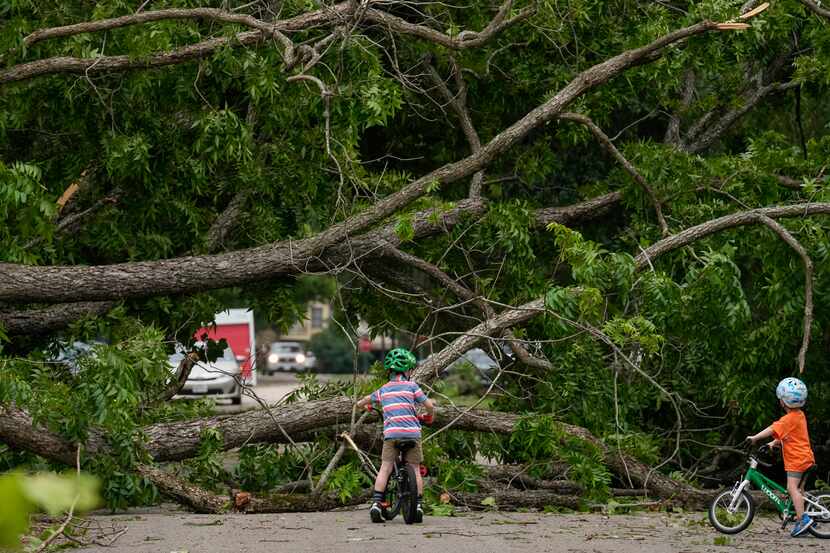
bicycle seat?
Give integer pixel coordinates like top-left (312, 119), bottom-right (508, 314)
top-left (394, 441), bottom-right (417, 452)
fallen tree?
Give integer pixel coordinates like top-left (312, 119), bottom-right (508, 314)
top-left (3, 0), bottom-right (830, 518)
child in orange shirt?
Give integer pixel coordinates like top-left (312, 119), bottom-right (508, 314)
top-left (747, 377), bottom-right (815, 537)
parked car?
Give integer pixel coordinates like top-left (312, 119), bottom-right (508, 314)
top-left (49, 340), bottom-right (107, 375)
top-left (265, 341), bottom-right (315, 374)
top-left (169, 344), bottom-right (242, 405)
top-left (446, 348), bottom-right (499, 384)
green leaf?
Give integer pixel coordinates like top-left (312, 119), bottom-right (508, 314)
top-left (0, 473), bottom-right (33, 548)
top-left (20, 472), bottom-right (101, 516)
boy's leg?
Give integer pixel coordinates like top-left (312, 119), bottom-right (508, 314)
top-left (405, 441), bottom-right (425, 494)
top-left (370, 451), bottom-right (395, 523)
top-left (374, 461), bottom-right (395, 496)
top-left (409, 462), bottom-right (424, 495)
top-left (405, 441), bottom-right (425, 522)
top-left (788, 474), bottom-right (815, 536)
top-left (788, 475), bottom-right (806, 518)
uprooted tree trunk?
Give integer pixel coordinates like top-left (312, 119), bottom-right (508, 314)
top-left (0, 398), bottom-right (712, 511)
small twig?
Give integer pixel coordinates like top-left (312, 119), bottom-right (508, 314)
top-left (35, 444), bottom-right (81, 553)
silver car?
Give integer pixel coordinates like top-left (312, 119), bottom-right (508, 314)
top-left (169, 346), bottom-right (242, 404)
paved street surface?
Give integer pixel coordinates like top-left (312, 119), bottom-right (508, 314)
top-left (213, 372), bottom-right (344, 413)
top-left (74, 508), bottom-right (827, 553)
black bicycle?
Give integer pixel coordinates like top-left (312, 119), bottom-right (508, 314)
top-left (373, 441), bottom-right (423, 524)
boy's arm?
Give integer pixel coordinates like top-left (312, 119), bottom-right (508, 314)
top-left (423, 397), bottom-right (436, 415)
top-left (746, 425), bottom-right (774, 443)
top-left (356, 394), bottom-right (374, 410)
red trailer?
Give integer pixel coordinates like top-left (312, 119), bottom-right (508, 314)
top-left (195, 308), bottom-right (257, 384)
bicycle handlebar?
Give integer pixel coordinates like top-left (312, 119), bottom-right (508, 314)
top-left (748, 444), bottom-right (777, 467)
top-left (753, 455), bottom-right (774, 468)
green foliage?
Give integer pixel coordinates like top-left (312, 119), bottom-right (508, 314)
top-left (0, 471), bottom-right (100, 549)
top-left (281, 372), bottom-right (354, 404)
top-left (308, 324), bottom-right (357, 373)
top-left (604, 433), bottom-right (661, 466)
top-left (428, 502), bottom-right (456, 517)
top-left (502, 415), bottom-right (611, 500)
top-left (602, 316), bottom-right (664, 354)
top-left (325, 462), bottom-right (372, 502)
top-left (182, 428), bottom-right (227, 492)
top-left (433, 460), bottom-right (483, 493)
top-left (234, 444), bottom-right (305, 492)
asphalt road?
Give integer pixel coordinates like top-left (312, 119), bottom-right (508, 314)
top-left (213, 372), bottom-right (345, 413)
top-left (72, 508), bottom-right (828, 553)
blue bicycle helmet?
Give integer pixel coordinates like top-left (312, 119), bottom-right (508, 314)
top-left (776, 377), bottom-right (807, 408)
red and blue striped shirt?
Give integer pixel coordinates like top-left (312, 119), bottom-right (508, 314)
top-left (371, 374), bottom-right (428, 440)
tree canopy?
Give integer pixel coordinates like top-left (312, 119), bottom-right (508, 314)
top-left (1, 0), bottom-right (830, 515)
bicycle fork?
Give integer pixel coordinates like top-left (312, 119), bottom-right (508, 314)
top-left (728, 478), bottom-right (751, 512)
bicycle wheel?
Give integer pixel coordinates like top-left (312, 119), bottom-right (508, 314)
top-left (400, 464), bottom-right (419, 525)
top-left (807, 491), bottom-right (830, 539)
top-left (383, 471), bottom-right (401, 521)
top-left (708, 488), bottom-right (755, 534)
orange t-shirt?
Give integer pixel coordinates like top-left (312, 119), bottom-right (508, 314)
top-left (771, 410), bottom-right (815, 472)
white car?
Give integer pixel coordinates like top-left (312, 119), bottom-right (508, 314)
top-left (169, 345), bottom-right (242, 405)
top-left (265, 341), bottom-right (315, 374)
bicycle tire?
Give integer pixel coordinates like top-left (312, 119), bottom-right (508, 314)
top-left (807, 491), bottom-right (830, 539)
top-left (383, 471), bottom-right (401, 521)
top-left (708, 488), bottom-right (755, 534)
top-left (401, 464), bottom-right (419, 525)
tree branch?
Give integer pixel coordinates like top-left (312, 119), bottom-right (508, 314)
top-left (204, 190), bottom-right (250, 253)
top-left (363, 1), bottom-right (535, 50)
top-left (426, 58), bottom-right (484, 198)
top-left (0, 301), bottom-right (116, 337)
top-left (0, 18), bottom-right (732, 304)
top-left (559, 112), bottom-right (669, 236)
top-left (21, 8), bottom-right (297, 52)
top-left (157, 353), bottom-right (198, 404)
top-left (664, 69), bottom-right (695, 146)
top-left (634, 203), bottom-right (830, 269)
top-left (383, 246), bottom-right (555, 371)
top-left (800, 0), bottom-right (830, 20)
top-left (24, 187), bottom-right (123, 251)
top-left (0, 4), bottom-right (355, 85)
top-left (682, 79), bottom-right (798, 154)
top-left (2, 1), bottom-right (535, 86)
top-left (751, 215), bottom-right (814, 373)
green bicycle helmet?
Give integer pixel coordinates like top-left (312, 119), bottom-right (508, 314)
top-left (384, 347), bottom-right (416, 373)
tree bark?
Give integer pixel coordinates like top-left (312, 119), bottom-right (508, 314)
top-left (635, 203), bottom-right (830, 270)
top-left (0, 301), bottom-right (115, 337)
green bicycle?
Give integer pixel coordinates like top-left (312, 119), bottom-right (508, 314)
top-left (708, 446), bottom-right (830, 537)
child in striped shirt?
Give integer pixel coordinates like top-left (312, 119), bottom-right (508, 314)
top-left (356, 347), bottom-right (435, 523)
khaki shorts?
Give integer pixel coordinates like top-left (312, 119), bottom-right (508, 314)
top-left (381, 439), bottom-right (423, 464)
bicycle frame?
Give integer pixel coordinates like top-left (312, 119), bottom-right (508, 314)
top-left (730, 457), bottom-right (829, 520)
top-left (730, 458), bottom-right (793, 516)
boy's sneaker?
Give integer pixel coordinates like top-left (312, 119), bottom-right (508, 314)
top-left (415, 502), bottom-right (424, 523)
top-left (370, 502), bottom-right (385, 523)
top-left (791, 514), bottom-right (814, 537)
